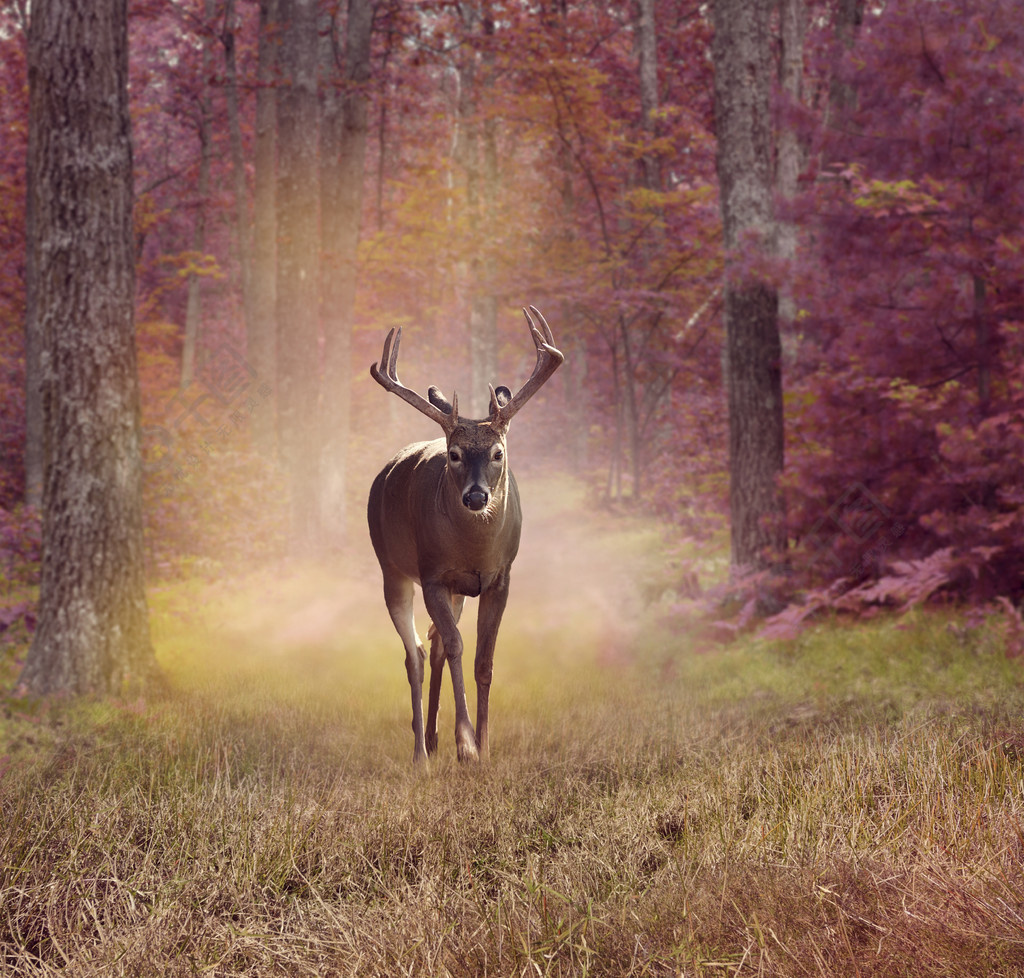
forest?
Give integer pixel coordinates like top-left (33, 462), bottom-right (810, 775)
top-left (1, 0), bottom-right (1023, 614)
top-left (3, 0), bottom-right (1023, 634)
top-left (2, 1), bottom-right (1024, 974)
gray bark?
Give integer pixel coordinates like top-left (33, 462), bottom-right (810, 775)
top-left (19, 0), bottom-right (157, 696)
top-left (713, 0), bottom-right (786, 570)
top-left (23, 87), bottom-right (42, 509)
top-left (775, 0), bottom-right (805, 334)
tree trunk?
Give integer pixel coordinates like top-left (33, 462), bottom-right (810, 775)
top-left (23, 84), bottom-right (43, 509)
top-left (775, 0), bottom-right (805, 336)
top-left (276, 0), bottom-right (321, 552)
top-left (19, 0), bottom-right (157, 696)
top-left (319, 0), bottom-right (373, 549)
top-left (636, 0), bottom-right (661, 193)
top-left (374, 7), bottom-right (396, 232)
top-left (474, 8), bottom-right (500, 414)
top-left (453, 3), bottom-right (499, 417)
top-left (826, 0), bottom-right (864, 129)
top-left (631, 0), bottom-right (669, 498)
top-left (180, 0), bottom-right (215, 392)
top-left (223, 0), bottom-right (254, 367)
top-left (974, 274), bottom-right (991, 411)
top-left (249, 0), bottom-right (277, 454)
top-left (712, 0), bottom-right (786, 571)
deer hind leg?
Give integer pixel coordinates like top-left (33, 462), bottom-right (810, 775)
top-left (422, 584), bottom-right (478, 762)
top-left (425, 594), bottom-right (464, 755)
top-left (383, 571), bottom-right (428, 763)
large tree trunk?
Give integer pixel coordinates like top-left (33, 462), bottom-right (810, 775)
top-left (276, 0), bottom-right (321, 551)
top-left (712, 0), bottom-right (786, 571)
top-left (319, 0), bottom-right (373, 549)
top-left (19, 0), bottom-right (157, 696)
top-left (249, 0), bottom-right (277, 454)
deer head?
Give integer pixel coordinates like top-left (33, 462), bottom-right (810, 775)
top-left (370, 305), bottom-right (564, 514)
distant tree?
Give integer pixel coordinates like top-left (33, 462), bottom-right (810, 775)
top-left (456, 1), bottom-right (500, 418)
top-left (249, 0), bottom-right (278, 455)
top-left (712, 0), bottom-right (786, 571)
top-left (636, 0), bottom-right (661, 194)
top-left (276, 0), bottom-right (321, 552)
top-left (319, 0), bottom-right (374, 548)
top-left (222, 0), bottom-right (254, 369)
top-left (19, 0), bottom-right (158, 696)
top-left (180, 0), bottom-right (216, 392)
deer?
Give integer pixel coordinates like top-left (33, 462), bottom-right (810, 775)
top-left (367, 306), bottom-right (564, 763)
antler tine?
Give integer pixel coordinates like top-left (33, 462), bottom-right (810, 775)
top-left (385, 326), bottom-right (400, 377)
top-left (526, 305), bottom-right (556, 347)
top-left (370, 327), bottom-right (455, 432)
top-left (496, 306), bottom-right (565, 424)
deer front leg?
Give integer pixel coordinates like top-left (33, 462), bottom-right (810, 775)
top-left (425, 594), bottom-right (465, 755)
top-left (383, 573), bottom-right (428, 763)
top-left (422, 583), bottom-right (478, 762)
top-left (475, 575), bottom-right (510, 760)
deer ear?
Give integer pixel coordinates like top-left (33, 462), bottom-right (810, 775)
top-left (428, 386), bottom-right (454, 415)
top-left (488, 384), bottom-right (513, 423)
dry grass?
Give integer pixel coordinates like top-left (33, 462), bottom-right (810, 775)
top-left (2, 493), bottom-right (1024, 976)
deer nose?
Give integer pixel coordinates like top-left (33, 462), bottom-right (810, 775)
top-left (463, 487), bottom-right (489, 511)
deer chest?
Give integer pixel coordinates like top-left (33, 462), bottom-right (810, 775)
top-left (439, 567), bottom-right (507, 598)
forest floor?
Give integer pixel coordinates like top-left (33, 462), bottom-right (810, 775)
top-left (2, 480), bottom-right (1024, 976)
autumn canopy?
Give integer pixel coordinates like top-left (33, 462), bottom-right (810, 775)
top-left (0, 0), bottom-right (1022, 645)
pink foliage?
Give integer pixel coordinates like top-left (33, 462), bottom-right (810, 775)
top-left (0, 0), bottom-right (1022, 621)
top-left (781, 0), bottom-right (1024, 611)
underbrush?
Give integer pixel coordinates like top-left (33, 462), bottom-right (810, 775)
top-left (2, 511), bottom-right (1024, 976)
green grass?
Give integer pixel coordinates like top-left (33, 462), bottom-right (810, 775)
top-left (2, 501), bottom-right (1024, 976)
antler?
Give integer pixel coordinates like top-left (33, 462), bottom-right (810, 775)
top-left (490, 306), bottom-right (565, 424)
top-left (370, 327), bottom-right (458, 432)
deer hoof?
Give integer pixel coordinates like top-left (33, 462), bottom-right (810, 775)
top-left (456, 725), bottom-right (479, 762)
top-left (457, 741), bottom-right (480, 763)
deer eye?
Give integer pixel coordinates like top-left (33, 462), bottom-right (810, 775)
top-left (493, 449), bottom-right (503, 461)
top-left (448, 449), bottom-right (462, 464)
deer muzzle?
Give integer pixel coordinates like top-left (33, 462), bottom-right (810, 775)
top-left (463, 486), bottom-right (489, 511)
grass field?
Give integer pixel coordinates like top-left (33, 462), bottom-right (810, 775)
top-left (2, 491), bottom-right (1024, 976)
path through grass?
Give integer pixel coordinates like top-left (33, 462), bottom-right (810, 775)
top-left (2, 492), bottom-right (1023, 976)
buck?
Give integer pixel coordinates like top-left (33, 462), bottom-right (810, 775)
top-left (367, 306), bottom-right (564, 762)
